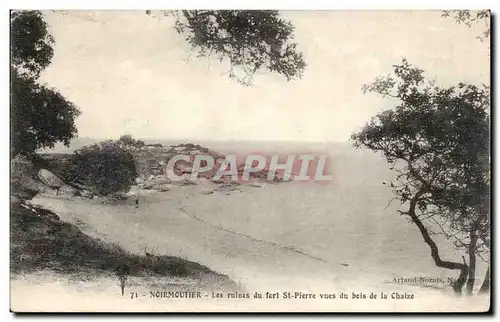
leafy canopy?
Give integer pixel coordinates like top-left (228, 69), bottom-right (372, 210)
top-left (442, 10), bottom-right (490, 42)
top-left (352, 59), bottom-right (490, 255)
top-left (11, 10), bottom-right (54, 78)
top-left (10, 10), bottom-right (80, 157)
top-left (150, 10), bottom-right (306, 86)
top-left (118, 134), bottom-right (145, 150)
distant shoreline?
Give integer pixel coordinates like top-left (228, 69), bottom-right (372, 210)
top-left (39, 138), bottom-right (352, 155)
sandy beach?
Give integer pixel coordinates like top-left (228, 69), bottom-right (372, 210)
top-left (11, 176), bottom-right (489, 312)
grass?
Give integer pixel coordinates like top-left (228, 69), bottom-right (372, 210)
top-left (10, 201), bottom-right (239, 291)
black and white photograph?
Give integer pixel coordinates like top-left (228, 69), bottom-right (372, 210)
top-left (8, 8), bottom-right (491, 312)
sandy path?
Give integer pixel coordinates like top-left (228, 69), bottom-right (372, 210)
top-left (29, 191), bottom-right (358, 293)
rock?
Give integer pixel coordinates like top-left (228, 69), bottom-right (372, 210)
top-left (197, 177), bottom-right (211, 184)
top-left (58, 184), bottom-right (78, 197)
top-left (153, 184), bottom-right (170, 192)
top-left (11, 157), bottom-right (46, 200)
top-left (12, 187), bottom-right (39, 200)
top-left (142, 183), bottom-right (153, 190)
top-left (149, 175), bottom-right (171, 185)
top-left (92, 195), bottom-right (107, 203)
top-left (33, 206), bottom-right (60, 221)
top-left (80, 190), bottom-right (93, 198)
top-left (20, 203), bottom-right (60, 221)
top-left (151, 169), bottom-right (162, 175)
top-left (124, 190), bottom-right (138, 197)
top-left (147, 175), bottom-right (155, 181)
top-left (141, 183), bottom-right (171, 191)
top-left (112, 192), bottom-right (129, 200)
top-left (37, 169), bottom-right (65, 188)
top-left (174, 160), bottom-right (193, 174)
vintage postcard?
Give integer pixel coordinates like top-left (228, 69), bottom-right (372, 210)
top-left (10, 10), bottom-right (491, 312)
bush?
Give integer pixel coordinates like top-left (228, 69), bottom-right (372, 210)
top-left (118, 134), bottom-right (145, 150)
top-left (69, 141), bottom-right (137, 195)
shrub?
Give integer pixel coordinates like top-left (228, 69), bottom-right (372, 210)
top-left (118, 134), bottom-right (145, 150)
top-left (69, 140), bottom-right (137, 195)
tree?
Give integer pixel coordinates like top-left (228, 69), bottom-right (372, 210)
top-left (12, 10), bottom-right (305, 157)
top-left (441, 9), bottom-right (491, 294)
top-left (68, 141), bottom-right (138, 195)
top-left (118, 134), bottom-right (145, 150)
top-left (352, 59), bottom-right (490, 295)
top-left (10, 10), bottom-right (80, 157)
top-left (148, 10), bottom-right (306, 86)
top-left (442, 10), bottom-right (490, 42)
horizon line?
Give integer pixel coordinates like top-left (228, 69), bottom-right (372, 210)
top-left (70, 137), bottom-right (351, 144)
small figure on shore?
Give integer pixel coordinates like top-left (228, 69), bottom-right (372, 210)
top-left (135, 196), bottom-right (139, 209)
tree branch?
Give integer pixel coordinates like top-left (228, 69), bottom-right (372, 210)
top-left (404, 187), bottom-right (468, 272)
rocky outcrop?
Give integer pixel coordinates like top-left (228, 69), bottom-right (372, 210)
top-left (11, 156), bottom-right (50, 201)
top-left (34, 169), bottom-right (80, 197)
top-left (132, 143), bottom-right (225, 186)
top-left (133, 143), bottom-right (283, 190)
top-left (11, 155), bottom-right (83, 201)
top-left (30, 142), bottom-right (270, 198)
top-left (37, 169), bottom-right (65, 189)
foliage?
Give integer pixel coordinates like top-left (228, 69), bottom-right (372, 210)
top-left (442, 10), bottom-right (490, 42)
top-left (11, 10), bottom-right (54, 78)
top-left (11, 69), bottom-right (80, 157)
top-left (10, 10), bottom-right (80, 157)
top-left (68, 141), bottom-right (138, 195)
top-left (149, 10), bottom-right (306, 85)
top-left (118, 134), bottom-right (145, 149)
top-left (352, 59), bottom-right (490, 294)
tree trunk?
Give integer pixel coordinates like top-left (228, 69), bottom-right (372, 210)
top-left (479, 265), bottom-right (490, 294)
top-left (453, 257), bottom-right (469, 295)
top-left (405, 188), bottom-right (469, 295)
top-left (466, 228), bottom-right (477, 295)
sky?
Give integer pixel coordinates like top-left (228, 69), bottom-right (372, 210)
top-left (40, 10), bottom-right (490, 143)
